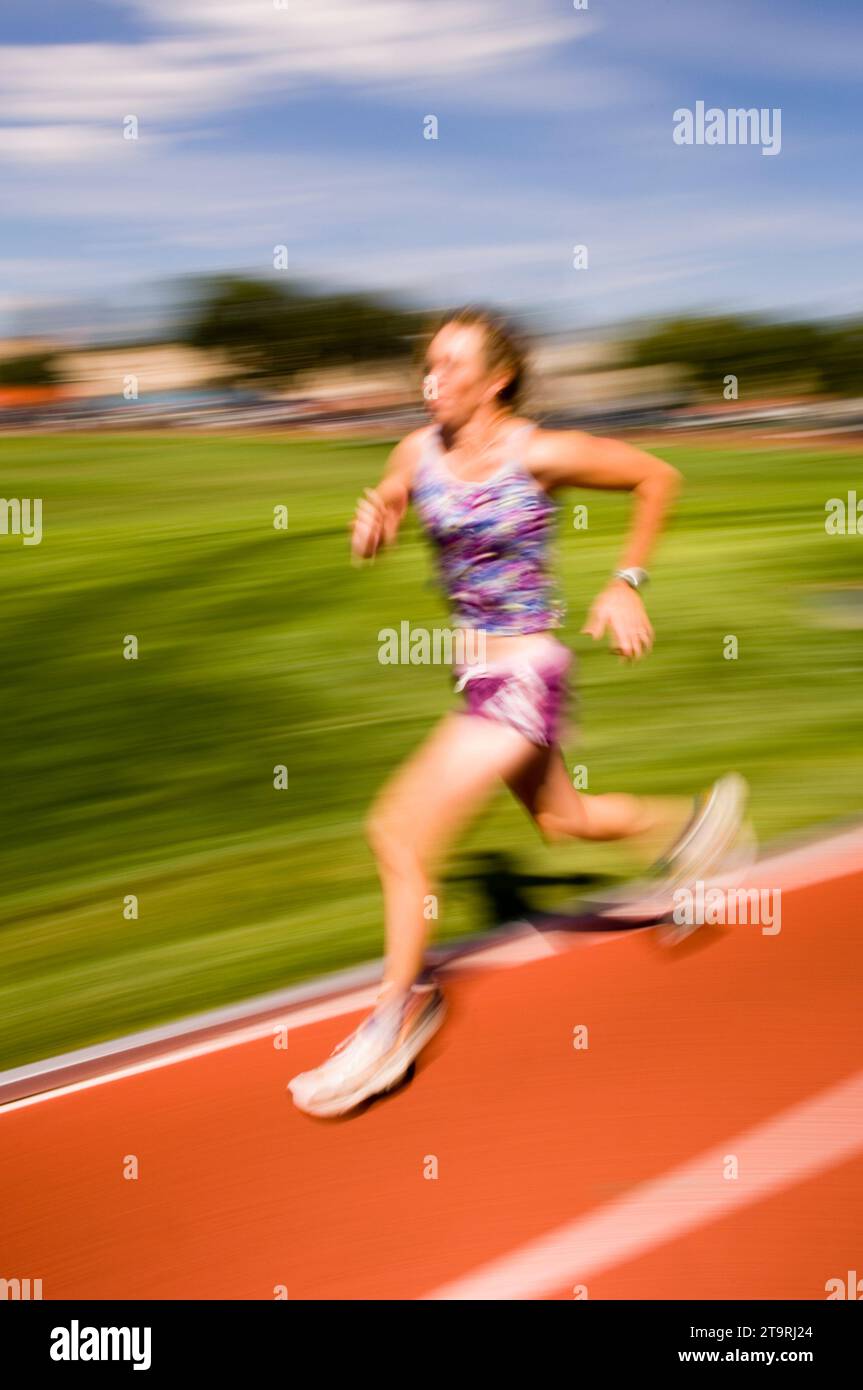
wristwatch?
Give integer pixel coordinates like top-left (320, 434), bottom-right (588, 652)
top-left (613, 567), bottom-right (650, 591)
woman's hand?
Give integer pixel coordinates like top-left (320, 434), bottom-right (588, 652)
top-left (351, 486), bottom-right (405, 561)
top-left (351, 488), bottom-right (386, 559)
top-left (582, 580), bottom-right (654, 661)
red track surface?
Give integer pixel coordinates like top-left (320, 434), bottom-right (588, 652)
top-left (1, 860), bottom-right (861, 1300)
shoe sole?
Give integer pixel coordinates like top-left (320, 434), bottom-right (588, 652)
top-left (290, 994), bottom-right (448, 1118)
top-left (586, 773), bottom-right (751, 925)
top-left (660, 772), bottom-right (749, 890)
top-left (655, 812), bottom-right (759, 945)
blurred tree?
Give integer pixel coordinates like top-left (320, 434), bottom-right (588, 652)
top-left (817, 320), bottom-right (863, 396)
top-left (179, 276), bottom-right (421, 386)
top-left (625, 315), bottom-right (835, 396)
top-left (0, 351), bottom-right (60, 386)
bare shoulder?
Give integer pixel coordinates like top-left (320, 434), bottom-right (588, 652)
top-left (385, 425), bottom-right (433, 485)
top-left (523, 424), bottom-right (593, 486)
top-left (523, 424), bottom-right (591, 460)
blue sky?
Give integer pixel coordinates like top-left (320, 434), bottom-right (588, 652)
top-left (1, 0), bottom-right (861, 339)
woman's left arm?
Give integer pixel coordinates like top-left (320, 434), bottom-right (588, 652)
top-left (529, 429), bottom-right (683, 662)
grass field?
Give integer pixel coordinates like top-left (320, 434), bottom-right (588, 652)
top-left (0, 432), bottom-right (861, 1070)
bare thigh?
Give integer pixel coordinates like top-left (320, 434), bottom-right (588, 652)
top-left (368, 712), bottom-right (546, 865)
top-left (506, 744), bottom-right (685, 847)
top-left (504, 743), bottom-right (593, 839)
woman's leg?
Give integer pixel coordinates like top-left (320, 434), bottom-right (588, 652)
top-left (505, 744), bottom-right (692, 858)
top-left (366, 712), bottom-right (545, 998)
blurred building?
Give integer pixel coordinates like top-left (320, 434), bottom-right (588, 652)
top-left (529, 337), bottom-right (685, 411)
top-left (56, 343), bottom-right (230, 399)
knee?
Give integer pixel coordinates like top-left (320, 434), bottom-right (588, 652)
top-left (365, 805), bottom-right (417, 871)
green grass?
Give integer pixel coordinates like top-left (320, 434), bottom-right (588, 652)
top-left (0, 432), bottom-right (861, 1069)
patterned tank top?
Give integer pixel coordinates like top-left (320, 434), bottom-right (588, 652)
top-left (411, 422), bottom-right (565, 635)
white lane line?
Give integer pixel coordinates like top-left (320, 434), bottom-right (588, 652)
top-left (2, 824), bottom-right (861, 1114)
top-left (0, 987), bottom-right (378, 1116)
top-left (0, 961), bottom-right (385, 1091)
top-left (446, 924), bottom-right (579, 968)
top-left (0, 930), bottom-right (615, 1113)
top-left (0, 932), bottom-right (574, 1115)
top-left (423, 1069), bottom-right (863, 1301)
top-left (742, 824), bottom-right (863, 893)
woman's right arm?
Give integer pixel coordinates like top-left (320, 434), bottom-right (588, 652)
top-left (350, 432), bottom-right (421, 560)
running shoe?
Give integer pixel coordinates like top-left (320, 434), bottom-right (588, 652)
top-left (650, 772), bottom-right (751, 890)
top-left (287, 984), bottom-right (447, 1118)
top-left (586, 772), bottom-right (752, 925)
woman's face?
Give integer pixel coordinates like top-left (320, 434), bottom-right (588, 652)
top-left (424, 322), bottom-right (509, 429)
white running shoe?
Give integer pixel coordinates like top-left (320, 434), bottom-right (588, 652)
top-left (288, 985), bottom-right (447, 1118)
top-left (652, 772), bottom-right (751, 891)
top-left (587, 773), bottom-right (752, 925)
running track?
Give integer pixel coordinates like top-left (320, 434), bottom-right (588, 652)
top-left (1, 829), bottom-right (861, 1300)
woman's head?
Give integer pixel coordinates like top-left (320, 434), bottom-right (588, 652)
top-left (423, 305), bottom-right (528, 429)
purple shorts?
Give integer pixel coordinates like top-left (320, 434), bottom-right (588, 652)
top-left (454, 639), bottom-right (574, 747)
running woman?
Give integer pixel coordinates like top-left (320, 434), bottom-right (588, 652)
top-left (288, 306), bottom-right (747, 1118)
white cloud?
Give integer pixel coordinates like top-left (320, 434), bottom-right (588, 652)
top-left (0, 0), bottom-right (596, 152)
top-left (0, 122), bottom-right (159, 163)
top-left (1, 0), bottom-right (860, 332)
